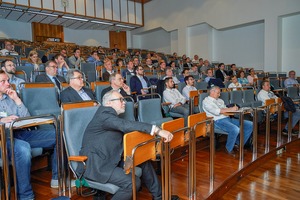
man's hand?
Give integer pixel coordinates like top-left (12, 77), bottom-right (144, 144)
top-left (1, 115), bottom-right (19, 123)
top-left (157, 130), bottom-right (173, 143)
top-left (6, 89), bottom-right (22, 105)
top-left (122, 83), bottom-right (131, 95)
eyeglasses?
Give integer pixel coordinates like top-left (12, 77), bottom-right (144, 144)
top-left (6, 64), bottom-right (15, 67)
top-left (71, 76), bottom-right (83, 80)
top-left (49, 65), bottom-right (58, 68)
top-left (109, 97), bottom-right (126, 103)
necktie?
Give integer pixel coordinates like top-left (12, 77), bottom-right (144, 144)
top-left (53, 76), bottom-right (61, 90)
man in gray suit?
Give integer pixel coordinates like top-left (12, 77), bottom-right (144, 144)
top-left (78, 90), bottom-right (174, 200)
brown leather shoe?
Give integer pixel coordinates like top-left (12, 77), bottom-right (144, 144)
top-left (225, 148), bottom-right (236, 157)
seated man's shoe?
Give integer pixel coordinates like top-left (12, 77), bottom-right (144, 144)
top-left (51, 179), bottom-right (76, 188)
top-left (282, 129), bottom-right (288, 135)
top-left (292, 130), bottom-right (299, 136)
top-left (225, 148), bottom-right (236, 157)
top-left (171, 195), bottom-right (180, 200)
top-left (233, 144), bottom-right (239, 152)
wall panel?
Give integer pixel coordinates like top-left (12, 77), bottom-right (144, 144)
top-left (104, 0), bottom-right (112, 20)
top-left (86, 0), bottom-right (95, 17)
top-left (75, 0), bottom-right (85, 15)
top-left (95, 0), bottom-right (104, 18)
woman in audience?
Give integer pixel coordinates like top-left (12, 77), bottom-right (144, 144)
top-left (228, 75), bottom-right (242, 90)
top-left (237, 70), bottom-right (250, 86)
top-left (25, 50), bottom-right (43, 71)
top-left (54, 54), bottom-right (70, 77)
top-left (247, 68), bottom-right (258, 85)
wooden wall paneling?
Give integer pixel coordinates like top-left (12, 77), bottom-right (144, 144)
top-left (109, 31), bottom-right (127, 50)
top-left (32, 22), bottom-right (64, 42)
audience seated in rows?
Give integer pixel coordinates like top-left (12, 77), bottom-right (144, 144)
top-left (60, 69), bottom-right (95, 103)
top-left (101, 73), bottom-right (131, 100)
top-left (202, 86), bottom-right (253, 155)
top-left (163, 77), bottom-right (189, 126)
top-left (1, 59), bottom-right (24, 93)
top-left (257, 80), bottom-right (300, 135)
top-left (35, 60), bottom-right (66, 91)
top-left (0, 69), bottom-right (57, 199)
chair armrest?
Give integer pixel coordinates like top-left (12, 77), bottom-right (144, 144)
top-left (69, 156), bottom-right (88, 162)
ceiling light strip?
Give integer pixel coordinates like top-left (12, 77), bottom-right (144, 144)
top-left (115, 24), bottom-right (135, 29)
top-left (62, 16), bottom-right (88, 22)
top-left (90, 20), bottom-right (113, 25)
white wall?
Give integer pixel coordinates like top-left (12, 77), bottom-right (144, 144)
top-left (187, 23), bottom-right (213, 60)
top-left (132, 0), bottom-right (300, 72)
top-left (64, 28), bottom-right (109, 47)
top-left (214, 22), bottom-right (265, 68)
top-left (281, 13), bottom-right (300, 75)
top-left (0, 19), bottom-right (32, 41)
top-left (135, 28), bottom-right (171, 53)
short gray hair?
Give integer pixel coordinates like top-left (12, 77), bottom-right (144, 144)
top-left (66, 69), bottom-right (82, 83)
top-left (102, 90), bottom-right (118, 105)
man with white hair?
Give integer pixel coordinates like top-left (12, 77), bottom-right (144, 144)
top-left (78, 90), bottom-right (179, 200)
top-left (202, 86), bottom-right (253, 154)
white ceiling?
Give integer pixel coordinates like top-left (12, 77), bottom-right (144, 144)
top-left (0, 5), bottom-right (140, 31)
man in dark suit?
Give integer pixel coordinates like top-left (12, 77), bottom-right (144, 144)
top-left (228, 63), bottom-right (238, 76)
top-left (78, 90), bottom-right (174, 200)
top-left (60, 69), bottom-right (95, 103)
top-left (102, 58), bottom-right (115, 81)
top-left (130, 66), bottom-right (151, 96)
top-left (101, 73), bottom-right (131, 100)
top-left (121, 60), bottom-right (135, 78)
top-left (215, 63), bottom-right (228, 82)
top-left (35, 60), bottom-right (66, 91)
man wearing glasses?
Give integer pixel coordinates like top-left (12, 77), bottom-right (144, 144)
top-left (78, 90), bottom-right (179, 200)
top-left (130, 66), bottom-right (151, 97)
top-left (35, 60), bottom-right (66, 91)
top-left (1, 59), bottom-right (25, 93)
top-left (60, 69), bottom-right (95, 103)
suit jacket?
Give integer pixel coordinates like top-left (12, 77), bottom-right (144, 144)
top-left (60, 86), bottom-right (96, 103)
top-left (77, 106), bottom-right (153, 183)
top-left (35, 74), bottom-right (66, 83)
top-left (122, 69), bottom-right (135, 78)
top-left (130, 75), bottom-right (150, 95)
top-left (101, 86), bottom-right (129, 100)
top-left (102, 71), bottom-right (112, 82)
top-left (228, 70), bottom-right (238, 76)
top-left (215, 69), bottom-right (228, 82)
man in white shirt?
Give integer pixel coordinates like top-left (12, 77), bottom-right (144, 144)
top-left (0, 41), bottom-right (18, 56)
top-left (257, 80), bottom-right (300, 135)
top-left (202, 86), bottom-right (253, 154)
top-left (163, 77), bottom-right (189, 125)
top-left (182, 75), bottom-right (197, 100)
